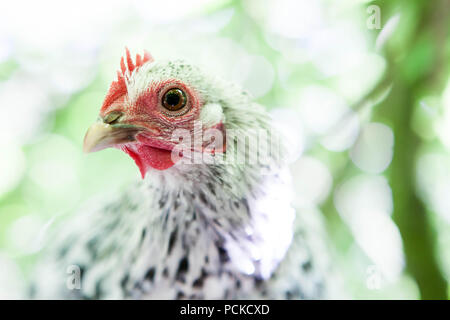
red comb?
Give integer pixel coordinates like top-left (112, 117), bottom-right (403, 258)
top-left (101, 48), bottom-right (153, 112)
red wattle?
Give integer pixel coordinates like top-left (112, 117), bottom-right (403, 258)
top-left (123, 144), bottom-right (175, 178)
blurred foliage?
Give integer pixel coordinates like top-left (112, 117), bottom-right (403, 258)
top-left (0, 0), bottom-right (449, 299)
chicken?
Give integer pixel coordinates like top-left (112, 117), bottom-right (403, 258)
top-left (30, 48), bottom-right (334, 299)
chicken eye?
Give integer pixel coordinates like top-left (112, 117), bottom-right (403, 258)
top-left (162, 88), bottom-right (187, 112)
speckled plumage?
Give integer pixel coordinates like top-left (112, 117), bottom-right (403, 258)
top-left (30, 55), bottom-right (334, 299)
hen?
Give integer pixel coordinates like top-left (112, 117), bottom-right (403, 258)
top-left (31, 49), bottom-right (334, 299)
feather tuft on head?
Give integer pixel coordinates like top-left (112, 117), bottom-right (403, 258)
top-left (101, 47), bottom-right (153, 111)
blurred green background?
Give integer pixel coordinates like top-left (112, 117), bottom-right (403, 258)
top-left (0, 0), bottom-right (449, 299)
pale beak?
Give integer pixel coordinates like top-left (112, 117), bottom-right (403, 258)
top-left (83, 122), bottom-right (143, 153)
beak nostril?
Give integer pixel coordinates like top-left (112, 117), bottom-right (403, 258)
top-left (103, 111), bottom-right (123, 124)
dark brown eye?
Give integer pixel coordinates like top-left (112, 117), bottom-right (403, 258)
top-left (162, 88), bottom-right (187, 112)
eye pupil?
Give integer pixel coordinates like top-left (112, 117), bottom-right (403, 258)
top-left (166, 92), bottom-right (180, 106)
top-left (162, 88), bottom-right (187, 112)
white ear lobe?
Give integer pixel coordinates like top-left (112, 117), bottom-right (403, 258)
top-left (199, 103), bottom-right (224, 127)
